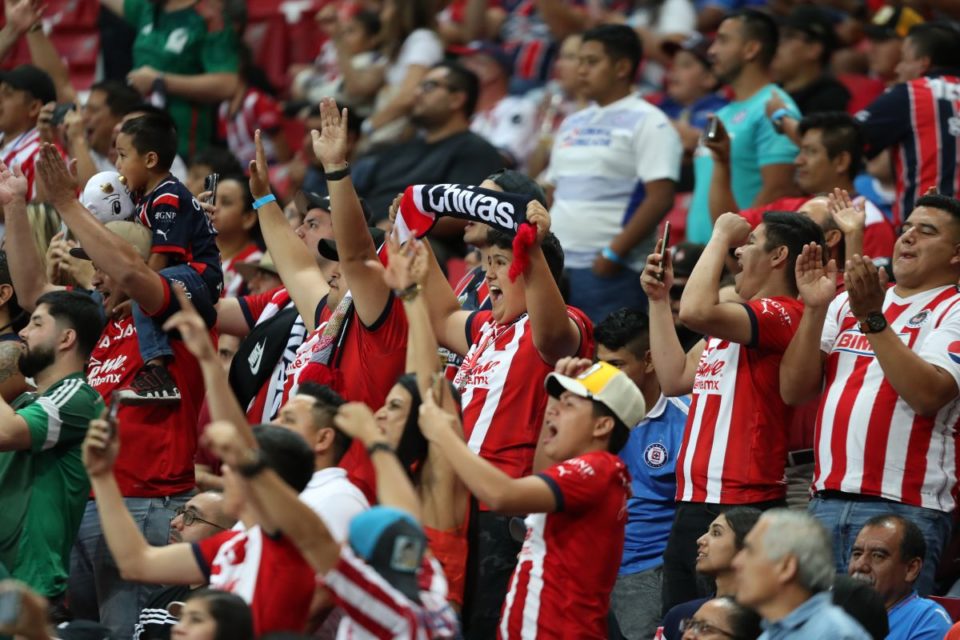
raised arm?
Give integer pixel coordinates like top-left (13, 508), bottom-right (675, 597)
top-left (35, 145), bottom-right (167, 313)
top-left (312, 98), bottom-right (389, 326)
top-left (780, 243), bottom-right (832, 406)
top-left (678, 213), bottom-right (755, 344)
top-left (25, 28), bottom-right (77, 103)
top-left (83, 417), bottom-right (205, 584)
top-left (249, 130), bottom-right (328, 332)
top-left (704, 118), bottom-right (740, 223)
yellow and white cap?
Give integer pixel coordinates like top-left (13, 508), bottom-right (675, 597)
top-left (545, 361), bottom-right (646, 428)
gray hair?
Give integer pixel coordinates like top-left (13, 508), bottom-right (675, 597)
top-left (760, 509), bottom-right (836, 593)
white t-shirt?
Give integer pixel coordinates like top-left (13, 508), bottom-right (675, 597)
top-left (546, 93), bottom-right (682, 270)
top-left (299, 467), bottom-right (369, 542)
top-left (471, 95), bottom-right (539, 169)
top-left (385, 29), bottom-right (443, 87)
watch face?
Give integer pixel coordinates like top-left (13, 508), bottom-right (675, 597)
top-left (867, 313), bottom-right (886, 332)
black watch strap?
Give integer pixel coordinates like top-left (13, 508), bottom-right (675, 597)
top-left (237, 449), bottom-right (268, 478)
top-left (858, 312), bottom-right (887, 334)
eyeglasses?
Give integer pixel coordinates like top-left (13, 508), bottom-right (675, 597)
top-left (174, 507), bottom-right (226, 530)
top-left (419, 79), bottom-right (453, 93)
top-left (679, 618), bottom-right (739, 639)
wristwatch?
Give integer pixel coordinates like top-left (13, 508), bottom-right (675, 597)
top-left (236, 448), bottom-right (268, 478)
top-left (858, 312), bottom-right (887, 334)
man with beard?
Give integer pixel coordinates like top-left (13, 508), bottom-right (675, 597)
top-left (0, 289), bottom-right (104, 608)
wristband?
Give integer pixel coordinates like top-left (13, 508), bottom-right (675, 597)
top-left (366, 442), bottom-right (395, 457)
top-left (236, 449), bottom-right (268, 478)
top-left (324, 165), bottom-right (351, 182)
top-left (252, 194), bottom-right (277, 210)
top-left (395, 282), bottom-right (422, 303)
top-left (601, 246), bottom-right (628, 267)
top-left (770, 107), bottom-right (792, 124)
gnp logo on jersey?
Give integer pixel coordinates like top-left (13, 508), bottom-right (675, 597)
top-left (644, 443), bottom-right (669, 469)
top-left (948, 341), bottom-right (960, 366)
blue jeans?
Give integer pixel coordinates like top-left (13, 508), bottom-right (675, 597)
top-left (68, 492), bottom-right (192, 639)
top-left (808, 495), bottom-right (952, 595)
top-left (566, 267), bottom-right (647, 325)
top-left (132, 264), bottom-right (217, 363)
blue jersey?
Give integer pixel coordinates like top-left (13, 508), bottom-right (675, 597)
top-left (618, 394), bottom-right (690, 575)
top-left (137, 175), bottom-right (222, 287)
top-left (887, 593), bottom-right (951, 640)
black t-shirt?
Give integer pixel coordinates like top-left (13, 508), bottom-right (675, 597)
top-left (132, 584), bottom-right (193, 640)
top-left (359, 130), bottom-right (505, 223)
top-left (788, 75), bottom-right (851, 116)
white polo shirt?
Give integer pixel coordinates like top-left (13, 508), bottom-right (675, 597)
top-left (299, 467), bottom-right (369, 542)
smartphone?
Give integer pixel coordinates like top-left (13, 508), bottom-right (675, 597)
top-left (657, 221), bottom-right (671, 281)
top-left (51, 102), bottom-right (76, 126)
top-left (106, 392), bottom-right (121, 440)
top-left (705, 115), bottom-right (721, 142)
top-left (203, 173), bottom-right (220, 207)
top-left (0, 589), bottom-right (21, 627)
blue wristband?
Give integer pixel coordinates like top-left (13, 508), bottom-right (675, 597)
top-left (601, 247), bottom-right (628, 266)
top-left (770, 107), bottom-right (792, 124)
top-left (253, 194), bottom-right (277, 210)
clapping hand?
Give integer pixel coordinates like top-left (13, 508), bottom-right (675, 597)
top-left (828, 188), bottom-right (865, 237)
top-left (0, 160), bottom-right (28, 206)
top-left (845, 255), bottom-right (888, 320)
top-left (795, 242), bottom-right (837, 309)
top-left (365, 230), bottom-right (427, 291)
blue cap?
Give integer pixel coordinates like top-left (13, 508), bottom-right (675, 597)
top-left (349, 507), bottom-right (426, 602)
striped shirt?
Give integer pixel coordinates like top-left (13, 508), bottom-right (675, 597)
top-left (217, 87), bottom-right (283, 167)
top-left (0, 128), bottom-right (42, 201)
top-left (813, 285), bottom-right (960, 511)
top-left (856, 72), bottom-right (960, 225)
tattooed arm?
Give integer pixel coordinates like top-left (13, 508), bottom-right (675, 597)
top-left (0, 340), bottom-right (29, 403)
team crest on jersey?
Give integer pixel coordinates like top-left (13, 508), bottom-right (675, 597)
top-left (907, 310), bottom-right (930, 327)
top-left (644, 443), bottom-right (669, 469)
top-left (949, 341), bottom-right (960, 365)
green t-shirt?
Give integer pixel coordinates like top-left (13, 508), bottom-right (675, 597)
top-left (0, 373), bottom-right (104, 597)
top-left (124, 0), bottom-right (239, 158)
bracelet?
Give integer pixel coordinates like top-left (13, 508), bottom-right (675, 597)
top-left (395, 282), bottom-right (422, 303)
top-left (324, 165), bottom-right (351, 182)
top-left (366, 441), bottom-right (394, 457)
top-left (601, 246), bottom-right (628, 267)
top-left (252, 194), bottom-right (277, 210)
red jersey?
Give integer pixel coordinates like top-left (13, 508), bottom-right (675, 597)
top-left (217, 87), bottom-right (283, 167)
top-left (0, 128), bottom-right (41, 200)
top-left (814, 285), bottom-right (960, 511)
top-left (453, 308), bottom-right (594, 480)
top-left (739, 195), bottom-right (896, 261)
top-left (88, 316), bottom-right (205, 496)
top-left (194, 526), bottom-right (315, 636)
top-left (676, 297), bottom-right (802, 504)
top-left (280, 303), bottom-right (333, 404)
top-left (500, 452), bottom-right (630, 640)
top-left (221, 244), bottom-right (262, 299)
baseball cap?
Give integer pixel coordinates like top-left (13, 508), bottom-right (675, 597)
top-left (449, 41), bottom-right (512, 74)
top-left (234, 252), bottom-right (278, 281)
top-left (0, 64), bottom-right (56, 105)
top-left (661, 32), bottom-right (712, 67)
top-left (545, 361), bottom-right (646, 429)
top-left (70, 221), bottom-right (152, 261)
top-left (317, 227), bottom-right (385, 262)
top-left (54, 619), bottom-right (114, 640)
top-left (294, 190), bottom-right (373, 223)
top-left (779, 6), bottom-right (838, 52)
top-left (865, 5), bottom-right (924, 40)
top-left (348, 506), bottom-right (426, 603)
top-left (670, 242), bottom-right (705, 279)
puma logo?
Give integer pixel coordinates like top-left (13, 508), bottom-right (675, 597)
top-left (248, 339), bottom-right (266, 374)
top-left (156, 228), bottom-right (169, 242)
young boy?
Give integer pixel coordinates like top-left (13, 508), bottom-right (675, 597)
top-left (113, 111), bottom-right (223, 403)
top-left (419, 361), bottom-right (646, 639)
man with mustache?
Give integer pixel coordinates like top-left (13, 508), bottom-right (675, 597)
top-left (0, 290), bottom-right (104, 610)
top-left (848, 515), bottom-right (951, 640)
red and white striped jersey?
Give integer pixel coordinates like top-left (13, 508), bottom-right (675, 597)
top-left (813, 285), bottom-right (960, 511)
top-left (500, 452), bottom-right (630, 640)
top-left (676, 297), bottom-right (803, 504)
top-left (323, 548), bottom-right (460, 639)
top-left (453, 308), bottom-right (594, 482)
top-left (222, 244), bottom-right (262, 299)
top-left (218, 88), bottom-right (283, 167)
top-left (1, 129), bottom-right (41, 201)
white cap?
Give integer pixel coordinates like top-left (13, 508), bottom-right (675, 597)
top-left (545, 361), bottom-right (646, 428)
top-left (81, 171), bottom-right (135, 223)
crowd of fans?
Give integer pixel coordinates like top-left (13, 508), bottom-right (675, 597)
top-left (0, 0), bottom-right (959, 639)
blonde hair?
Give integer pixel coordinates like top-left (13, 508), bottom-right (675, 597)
top-left (26, 202), bottom-right (62, 272)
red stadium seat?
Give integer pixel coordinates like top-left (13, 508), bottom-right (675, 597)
top-left (931, 596), bottom-right (960, 622)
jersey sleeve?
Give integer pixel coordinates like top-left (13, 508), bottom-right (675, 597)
top-left (743, 297), bottom-right (802, 351)
top-left (855, 84), bottom-right (911, 159)
top-left (820, 293), bottom-right (849, 353)
top-left (238, 288), bottom-right (280, 327)
top-left (148, 189), bottom-right (194, 256)
top-left (254, 93), bottom-right (283, 132)
top-left (18, 382), bottom-right (102, 453)
top-left (917, 301), bottom-right (960, 392)
top-left (634, 109), bottom-right (682, 183)
top-left (756, 90), bottom-right (799, 167)
top-left (201, 27), bottom-right (241, 74)
top-left (536, 453), bottom-right (622, 514)
top-left (191, 530), bottom-right (235, 580)
top-left (466, 310), bottom-right (493, 346)
top-left (568, 306), bottom-right (595, 359)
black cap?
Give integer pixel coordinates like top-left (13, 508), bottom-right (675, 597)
top-left (318, 227), bottom-right (386, 262)
top-left (295, 190), bottom-right (373, 223)
top-left (54, 620), bottom-right (114, 640)
top-left (780, 6), bottom-right (838, 52)
top-left (671, 242), bottom-right (705, 279)
top-left (661, 32), bottom-right (713, 67)
top-left (0, 64), bottom-right (56, 105)
top-left (864, 5), bottom-right (924, 40)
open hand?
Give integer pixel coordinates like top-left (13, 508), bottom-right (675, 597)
top-left (795, 242), bottom-right (837, 309)
top-left (553, 357), bottom-right (594, 378)
top-left (0, 160), bottom-right (28, 206)
top-left (248, 130), bottom-right (272, 199)
top-left (35, 143), bottom-right (76, 207)
top-left (161, 285), bottom-right (216, 362)
top-left (845, 254), bottom-right (888, 320)
top-left (4, 0), bottom-right (44, 34)
top-left (310, 97), bottom-right (349, 173)
top-left (365, 231), bottom-right (427, 291)
top-left (827, 188), bottom-right (865, 237)
top-left (82, 412), bottom-right (119, 478)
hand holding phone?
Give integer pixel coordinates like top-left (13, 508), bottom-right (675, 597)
top-left (106, 392), bottom-right (121, 441)
top-left (203, 173), bottom-right (220, 206)
top-left (656, 221), bottom-right (671, 281)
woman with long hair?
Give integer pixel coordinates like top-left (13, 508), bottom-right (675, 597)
top-left (171, 589), bottom-right (254, 640)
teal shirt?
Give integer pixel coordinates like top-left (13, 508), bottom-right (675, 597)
top-left (687, 84), bottom-right (799, 244)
